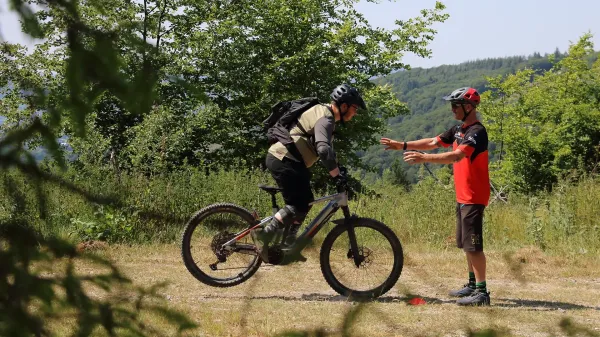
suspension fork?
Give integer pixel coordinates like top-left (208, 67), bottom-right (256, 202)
top-left (341, 206), bottom-right (363, 267)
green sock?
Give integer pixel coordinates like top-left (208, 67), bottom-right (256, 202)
top-left (476, 281), bottom-right (487, 292)
top-left (468, 272), bottom-right (476, 288)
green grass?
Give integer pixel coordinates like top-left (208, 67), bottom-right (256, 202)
top-left (2, 165), bottom-right (599, 337)
top-left (1, 165), bottom-right (599, 256)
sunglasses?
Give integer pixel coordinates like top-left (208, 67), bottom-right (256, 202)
top-left (451, 103), bottom-right (463, 109)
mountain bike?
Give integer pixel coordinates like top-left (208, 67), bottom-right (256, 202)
top-left (181, 182), bottom-right (404, 300)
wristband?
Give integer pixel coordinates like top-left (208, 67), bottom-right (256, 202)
top-left (403, 142), bottom-right (408, 151)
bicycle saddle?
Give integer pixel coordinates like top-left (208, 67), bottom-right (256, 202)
top-left (258, 184), bottom-right (283, 194)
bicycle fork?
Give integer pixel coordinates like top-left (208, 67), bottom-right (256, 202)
top-left (331, 206), bottom-right (364, 268)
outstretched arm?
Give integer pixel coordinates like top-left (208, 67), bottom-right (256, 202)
top-left (404, 149), bottom-right (466, 165)
top-left (380, 137), bottom-right (441, 151)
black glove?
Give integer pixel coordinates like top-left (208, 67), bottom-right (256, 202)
top-left (334, 168), bottom-right (348, 190)
top-left (334, 175), bottom-right (347, 189)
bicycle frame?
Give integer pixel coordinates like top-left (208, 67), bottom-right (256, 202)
top-left (297, 191), bottom-right (348, 242)
top-left (221, 191), bottom-right (349, 253)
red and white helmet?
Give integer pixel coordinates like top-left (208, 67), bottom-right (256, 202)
top-left (443, 87), bottom-right (480, 106)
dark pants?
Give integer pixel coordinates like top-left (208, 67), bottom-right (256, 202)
top-left (456, 203), bottom-right (485, 252)
top-left (265, 154), bottom-right (314, 214)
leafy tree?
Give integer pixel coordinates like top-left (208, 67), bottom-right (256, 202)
top-left (1, 1), bottom-right (197, 335)
top-left (2, 0), bottom-right (449, 174)
top-left (1, 221), bottom-right (197, 337)
top-left (168, 0), bottom-right (448, 169)
top-left (383, 158), bottom-right (411, 191)
top-left (481, 34), bottom-right (600, 193)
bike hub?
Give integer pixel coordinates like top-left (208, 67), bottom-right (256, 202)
top-left (210, 232), bottom-right (235, 263)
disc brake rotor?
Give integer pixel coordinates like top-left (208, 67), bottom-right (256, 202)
top-left (347, 246), bottom-right (373, 268)
top-left (358, 246), bottom-right (373, 267)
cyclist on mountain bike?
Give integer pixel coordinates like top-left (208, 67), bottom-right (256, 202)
top-left (252, 84), bottom-right (367, 263)
top-left (380, 87), bottom-right (491, 306)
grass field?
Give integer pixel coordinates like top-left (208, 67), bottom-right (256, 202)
top-left (65, 243), bottom-right (600, 337)
top-left (3, 169), bottom-right (599, 335)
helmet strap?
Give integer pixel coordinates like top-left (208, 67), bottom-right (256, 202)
top-left (337, 101), bottom-right (346, 126)
top-left (460, 103), bottom-right (471, 122)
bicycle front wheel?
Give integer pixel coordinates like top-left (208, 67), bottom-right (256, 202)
top-left (320, 217), bottom-right (403, 300)
top-left (181, 203), bottom-right (262, 287)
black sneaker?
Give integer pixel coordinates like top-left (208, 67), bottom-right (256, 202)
top-left (280, 249), bottom-right (308, 264)
top-left (449, 284), bottom-right (476, 298)
top-left (281, 236), bottom-right (308, 264)
top-left (250, 227), bottom-right (273, 263)
top-left (456, 289), bottom-right (491, 306)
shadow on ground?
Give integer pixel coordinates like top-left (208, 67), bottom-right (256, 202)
top-left (199, 293), bottom-right (600, 311)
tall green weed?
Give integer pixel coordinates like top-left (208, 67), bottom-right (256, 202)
top-left (2, 165), bottom-right (598, 255)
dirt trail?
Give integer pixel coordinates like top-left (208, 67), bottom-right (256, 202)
top-left (84, 244), bottom-right (600, 337)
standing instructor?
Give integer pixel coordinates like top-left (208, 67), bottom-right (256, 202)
top-left (380, 87), bottom-right (491, 306)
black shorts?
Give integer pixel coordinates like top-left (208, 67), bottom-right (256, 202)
top-left (456, 203), bottom-right (485, 252)
top-left (265, 153), bottom-right (314, 213)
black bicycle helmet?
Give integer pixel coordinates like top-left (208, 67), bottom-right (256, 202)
top-left (330, 84), bottom-right (367, 110)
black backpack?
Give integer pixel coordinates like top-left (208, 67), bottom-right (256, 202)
top-left (263, 97), bottom-right (320, 160)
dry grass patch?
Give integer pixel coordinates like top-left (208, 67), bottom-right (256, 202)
top-left (70, 244), bottom-right (600, 337)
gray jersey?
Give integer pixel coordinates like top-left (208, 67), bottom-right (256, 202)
top-left (268, 104), bottom-right (337, 170)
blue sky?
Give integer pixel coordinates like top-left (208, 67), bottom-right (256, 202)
top-left (1, 0), bottom-right (599, 69)
top-left (356, 0), bottom-right (600, 68)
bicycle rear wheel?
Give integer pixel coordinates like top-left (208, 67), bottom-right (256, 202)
top-left (320, 217), bottom-right (403, 300)
top-left (181, 203), bottom-right (262, 287)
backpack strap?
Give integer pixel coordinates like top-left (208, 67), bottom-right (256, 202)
top-left (292, 103), bottom-right (329, 137)
top-left (295, 120), bottom-right (308, 136)
top-left (285, 143), bottom-right (304, 163)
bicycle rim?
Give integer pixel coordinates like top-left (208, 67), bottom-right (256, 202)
top-left (181, 203), bottom-right (261, 287)
top-left (320, 218), bottom-right (403, 299)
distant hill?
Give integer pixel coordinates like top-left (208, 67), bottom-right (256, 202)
top-left (360, 50), bottom-right (599, 182)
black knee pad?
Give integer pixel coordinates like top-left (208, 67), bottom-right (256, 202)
top-left (276, 205), bottom-right (297, 226)
top-left (277, 205), bottom-right (308, 226)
